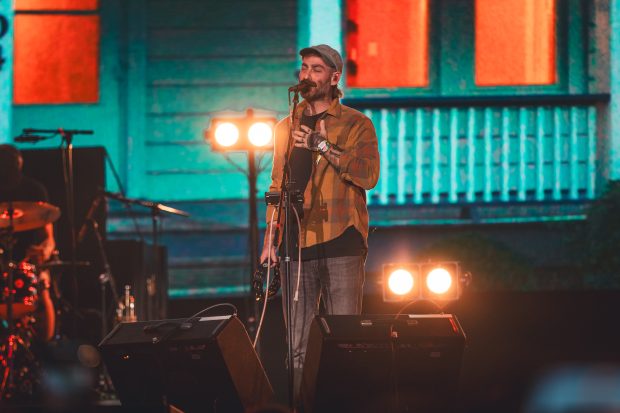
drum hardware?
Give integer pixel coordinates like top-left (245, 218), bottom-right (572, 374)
top-left (0, 199), bottom-right (60, 400)
top-left (0, 320), bottom-right (40, 400)
top-left (0, 261), bottom-right (38, 320)
top-left (38, 259), bottom-right (90, 270)
top-left (101, 191), bottom-right (189, 320)
top-left (0, 201), bottom-right (60, 233)
top-left (78, 212), bottom-right (119, 340)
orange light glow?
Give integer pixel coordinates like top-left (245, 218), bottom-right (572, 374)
top-left (13, 15), bottom-right (100, 104)
top-left (15, 0), bottom-right (98, 11)
top-left (346, 0), bottom-right (429, 88)
top-left (476, 0), bottom-right (556, 86)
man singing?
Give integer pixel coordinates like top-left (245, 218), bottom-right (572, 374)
top-left (260, 45), bottom-right (380, 387)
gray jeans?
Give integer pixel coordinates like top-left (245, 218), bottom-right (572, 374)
top-left (281, 255), bottom-right (366, 371)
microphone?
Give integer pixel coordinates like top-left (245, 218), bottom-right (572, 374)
top-left (288, 79), bottom-right (316, 92)
top-left (77, 192), bottom-right (103, 243)
top-left (14, 134), bottom-right (47, 143)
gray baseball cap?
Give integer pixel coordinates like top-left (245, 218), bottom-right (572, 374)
top-left (299, 44), bottom-right (344, 72)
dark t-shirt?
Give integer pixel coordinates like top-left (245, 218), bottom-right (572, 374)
top-left (285, 112), bottom-right (365, 261)
top-left (0, 175), bottom-right (49, 261)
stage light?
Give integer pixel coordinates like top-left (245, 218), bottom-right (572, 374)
top-left (206, 108), bottom-right (277, 152)
top-left (420, 262), bottom-right (459, 301)
top-left (383, 261), bottom-right (468, 307)
top-left (214, 122), bottom-right (240, 147)
top-left (426, 267), bottom-right (453, 294)
top-left (382, 264), bottom-right (420, 302)
top-left (204, 108), bottom-right (278, 333)
top-left (388, 268), bottom-right (415, 296)
top-left (248, 122), bottom-right (273, 148)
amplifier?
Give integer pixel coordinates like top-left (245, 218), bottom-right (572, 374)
top-left (301, 314), bottom-right (466, 413)
top-left (100, 315), bottom-right (273, 413)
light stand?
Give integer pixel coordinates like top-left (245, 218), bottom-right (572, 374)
top-left (206, 108), bottom-right (277, 350)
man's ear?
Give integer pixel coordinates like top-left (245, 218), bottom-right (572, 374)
top-left (331, 71), bottom-right (341, 86)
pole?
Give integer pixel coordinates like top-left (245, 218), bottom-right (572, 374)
top-left (248, 150), bottom-right (261, 352)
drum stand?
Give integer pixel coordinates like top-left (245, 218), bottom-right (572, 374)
top-left (0, 201), bottom-right (18, 399)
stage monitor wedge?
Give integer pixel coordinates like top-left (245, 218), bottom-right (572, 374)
top-left (99, 315), bottom-right (273, 413)
top-left (301, 314), bottom-right (466, 413)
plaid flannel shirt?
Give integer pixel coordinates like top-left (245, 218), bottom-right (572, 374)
top-left (265, 98), bottom-right (380, 248)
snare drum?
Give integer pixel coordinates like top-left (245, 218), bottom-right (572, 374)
top-left (0, 262), bottom-right (38, 319)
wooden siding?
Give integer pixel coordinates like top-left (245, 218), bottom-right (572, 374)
top-left (143, 0), bottom-right (297, 201)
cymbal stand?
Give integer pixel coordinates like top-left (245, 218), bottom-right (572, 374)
top-left (84, 218), bottom-right (119, 338)
top-left (102, 191), bottom-right (189, 320)
top-left (83, 218), bottom-right (117, 395)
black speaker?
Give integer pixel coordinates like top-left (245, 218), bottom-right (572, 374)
top-left (99, 315), bottom-right (274, 413)
top-left (21, 147), bottom-right (106, 257)
top-left (22, 147), bottom-right (107, 320)
top-left (301, 314), bottom-right (466, 413)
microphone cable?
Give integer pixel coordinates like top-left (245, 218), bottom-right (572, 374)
top-left (253, 205), bottom-right (303, 348)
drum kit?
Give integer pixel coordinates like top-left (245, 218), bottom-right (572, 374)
top-left (0, 200), bottom-right (66, 400)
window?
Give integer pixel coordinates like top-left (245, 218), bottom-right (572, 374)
top-left (345, 0), bottom-right (429, 88)
top-left (475, 0), bottom-right (556, 86)
top-left (13, 0), bottom-right (100, 104)
top-left (335, 0), bottom-right (571, 97)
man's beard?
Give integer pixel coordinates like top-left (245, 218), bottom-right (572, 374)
top-left (301, 83), bottom-right (331, 102)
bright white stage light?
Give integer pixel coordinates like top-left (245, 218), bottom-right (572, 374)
top-left (388, 269), bottom-right (415, 296)
top-left (214, 122), bottom-right (240, 147)
top-left (248, 122), bottom-right (273, 148)
top-left (426, 267), bottom-right (453, 295)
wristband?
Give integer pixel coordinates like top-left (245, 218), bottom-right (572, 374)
top-left (317, 139), bottom-right (331, 154)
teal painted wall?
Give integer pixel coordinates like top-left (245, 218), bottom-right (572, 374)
top-left (11, 0), bottom-right (126, 192)
top-left (0, 2), bottom-right (13, 143)
top-left (9, 0), bottom-right (615, 202)
top-left (611, 0), bottom-right (620, 179)
top-left (140, 0), bottom-right (297, 201)
top-left (10, 0), bottom-right (298, 201)
top-left (7, 0), bottom-right (619, 299)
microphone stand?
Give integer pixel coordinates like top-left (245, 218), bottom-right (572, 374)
top-left (271, 87), bottom-right (303, 410)
top-left (61, 129), bottom-right (78, 336)
top-left (84, 217), bottom-right (118, 394)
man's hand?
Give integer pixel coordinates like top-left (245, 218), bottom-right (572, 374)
top-left (293, 121), bottom-right (328, 151)
top-left (26, 243), bottom-right (50, 266)
top-left (260, 241), bottom-right (278, 267)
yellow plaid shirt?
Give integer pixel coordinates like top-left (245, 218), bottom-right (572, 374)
top-left (266, 98), bottom-right (380, 248)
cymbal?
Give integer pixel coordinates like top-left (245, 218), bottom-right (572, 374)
top-left (0, 201), bottom-right (61, 232)
top-left (39, 260), bottom-right (91, 270)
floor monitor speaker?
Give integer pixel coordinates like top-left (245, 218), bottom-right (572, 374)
top-left (301, 314), bottom-right (466, 413)
top-left (100, 315), bottom-right (273, 412)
